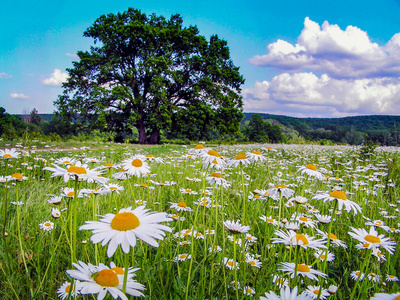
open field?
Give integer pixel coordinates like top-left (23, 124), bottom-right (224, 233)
top-left (0, 141), bottom-right (399, 299)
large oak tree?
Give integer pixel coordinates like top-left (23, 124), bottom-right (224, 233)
top-left (56, 8), bottom-right (245, 143)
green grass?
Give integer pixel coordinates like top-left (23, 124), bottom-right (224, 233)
top-left (0, 141), bottom-right (399, 299)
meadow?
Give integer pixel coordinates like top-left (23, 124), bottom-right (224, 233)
top-left (0, 140), bottom-right (399, 299)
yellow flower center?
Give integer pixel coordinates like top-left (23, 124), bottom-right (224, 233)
top-left (252, 151), bottom-right (261, 155)
top-left (111, 267), bottom-right (125, 275)
top-left (65, 285), bottom-right (71, 293)
top-left (296, 264), bottom-right (310, 272)
top-left (110, 212), bottom-right (140, 231)
top-left (185, 189), bottom-right (192, 193)
top-left (267, 218), bottom-right (274, 223)
top-left (177, 201), bottom-right (187, 208)
top-left (44, 222), bottom-right (52, 227)
top-left (208, 150), bottom-right (219, 157)
top-left (329, 233), bottom-right (338, 240)
top-left (67, 165), bottom-right (87, 175)
top-left (12, 173), bottom-right (23, 180)
top-left (211, 172), bottom-right (222, 178)
top-left (146, 154), bottom-right (155, 158)
top-left (362, 243), bottom-right (370, 248)
top-left (3, 154), bottom-right (12, 158)
top-left (62, 160), bottom-right (70, 164)
top-left (365, 235), bottom-right (381, 244)
top-left (320, 254), bottom-right (326, 260)
top-left (375, 221), bottom-right (382, 226)
top-left (105, 163), bottom-right (114, 167)
top-left (294, 234), bottom-right (309, 245)
top-left (329, 190), bottom-right (347, 200)
top-left (67, 191), bottom-right (74, 197)
top-left (109, 187), bottom-right (117, 190)
top-left (313, 290), bottom-right (320, 295)
top-left (227, 261), bottom-right (234, 267)
top-left (356, 271), bottom-right (360, 276)
top-left (179, 254), bottom-right (188, 259)
top-left (275, 184), bottom-right (287, 189)
top-left (299, 217), bottom-right (308, 222)
top-left (131, 159), bottom-right (143, 168)
top-left (93, 269), bottom-right (119, 287)
top-left (140, 183), bottom-right (148, 187)
top-left (235, 154), bottom-right (247, 160)
top-left (195, 144), bottom-right (205, 149)
top-left (306, 164), bottom-right (317, 171)
top-left (266, 147), bottom-right (273, 150)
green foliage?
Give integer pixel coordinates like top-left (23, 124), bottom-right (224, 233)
top-left (242, 113), bottom-right (400, 145)
top-left (0, 107), bottom-right (27, 139)
top-left (243, 114), bottom-right (285, 143)
top-left (56, 8), bottom-right (244, 144)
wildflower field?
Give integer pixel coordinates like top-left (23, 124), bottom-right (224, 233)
top-left (0, 141), bottom-right (399, 299)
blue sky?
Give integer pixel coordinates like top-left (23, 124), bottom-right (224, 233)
top-left (1, 0), bottom-right (400, 117)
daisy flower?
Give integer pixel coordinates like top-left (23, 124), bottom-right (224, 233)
top-left (223, 257), bottom-right (239, 270)
top-left (267, 185), bottom-right (295, 199)
top-left (180, 188), bottom-right (198, 195)
top-left (173, 253), bottom-right (191, 262)
top-left (206, 172), bottom-right (230, 187)
top-left (227, 153), bottom-right (252, 167)
top-left (371, 293), bottom-right (400, 300)
top-left (43, 162), bottom-right (108, 184)
top-left (223, 220), bottom-right (250, 234)
top-left (246, 150), bottom-right (267, 162)
top-left (66, 261), bottom-right (145, 299)
top-left (365, 219), bottom-right (390, 232)
top-left (0, 148), bottom-right (20, 159)
top-left (297, 164), bottom-right (325, 180)
top-left (145, 154), bottom-right (164, 163)
top-left (79, 206), bottom-right (172, 257)
top-left (278, 262), bottom-right (327, 281)
top-left (208, 245), bottom-right (222, 253)
top-left (57, 281), bottom-right (79, 299)
top-left (386, 275), bottom-right (399, 282)
top-left (350, 270), bottom-right (365, 281)
top-left (47, 195), bottom-right (62, 205)
top-left (51, 208), bottom-right (61, 219)
top-left (348, 226), bottom-right (396, 254)
top-left (199, 149), bottom-right (224, 166)
top-left (313, 190), bottom-right (362, 215)
top-left (260, 286), bottom-right (313, 300)
top-left (272, 275), bottom-right (289, 288)
top-left (314, 214), bottom-right (332, 224)
top-left (39, 221), bottom-right (55, 231)
top-left (259, 215), bottom-right (279, 226)
top-left (243, 286), bottom-right (255, 296)
top-left (272, 230), bottom-right (326, 250)
top-left (103, 183), bottom-right (125, 194)
top-left (316, 229), bottom-right (347, 248)
top-left (169, 201), bottom-right (193, 212)
top-left (9, 173), bottom-right (28, 181)
top-left (293, 215), bottom-right (316, 228)
top-left (54, 157), bottom-right (77, 165)
top-left (246, 254), bottom-right (262, 268)
top-left (121, 155), bottom-right (150, 177)
top-left (313, 249), bottom-right (335, 262)
top-left (303, 285), bottom-right (330, 300)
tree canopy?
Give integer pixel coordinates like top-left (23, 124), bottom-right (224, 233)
top-left (56, 8), bottom-right (244, 143)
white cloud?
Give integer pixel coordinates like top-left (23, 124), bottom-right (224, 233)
top-left (66, 52), bottom-right (79, 58)
top-left (243, 73), bottom-right (400, 117)
top-left (42, 69), bottom-right (69, 86)
top-left (10, 93), bottom-right (29, 99)
top-left (249, 17), bottom-right (400, 79)
top-left (0, 72), bottom-right (12, 79)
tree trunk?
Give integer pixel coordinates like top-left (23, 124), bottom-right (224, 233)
top-left (149, 129), bottom-right (160, 144)
top-left (137, 119), bottom-right (148, 144)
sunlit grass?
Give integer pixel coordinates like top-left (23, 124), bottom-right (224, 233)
top-left (0, 141), bottom-right (399, 299)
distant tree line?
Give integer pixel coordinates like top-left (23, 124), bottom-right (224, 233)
top-left (2, 107), bottom-right (400, 146)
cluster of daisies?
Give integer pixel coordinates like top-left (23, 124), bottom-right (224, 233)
top-left (1, 143), bottom-right (399, 299)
